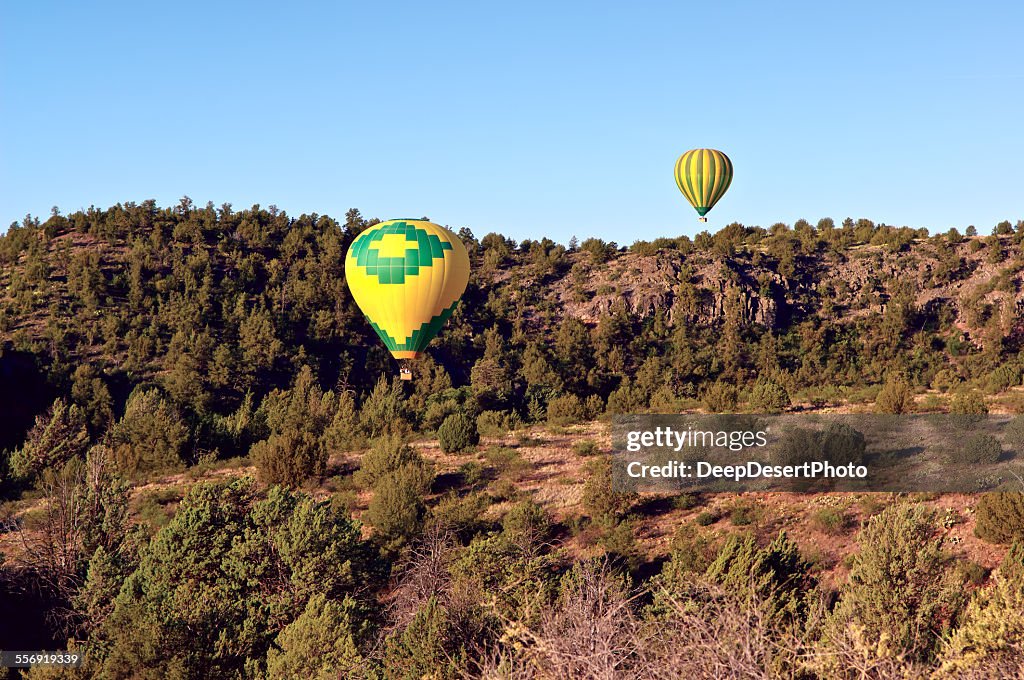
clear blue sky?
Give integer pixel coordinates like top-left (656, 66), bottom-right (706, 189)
top-left (2, 1), bottom-right (1022, 243)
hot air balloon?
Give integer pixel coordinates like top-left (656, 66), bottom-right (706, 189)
top-left (345, 219), bottom-right (470, 380)
top-left (674, 148), bottom-right (733, 222)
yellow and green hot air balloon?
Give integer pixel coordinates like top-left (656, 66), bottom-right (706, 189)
top-left (674, 148), bottom-right (733, 222)
top-left (345, 219), bottom-right (470, 379)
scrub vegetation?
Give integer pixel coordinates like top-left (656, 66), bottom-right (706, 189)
top-left (2, 202), bottom-right (1024, 676)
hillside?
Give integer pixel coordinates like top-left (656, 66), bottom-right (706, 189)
top-left (2, 203), bottom-right (1024, 677)
top-left (2, 203), bottom-right (1022, 448)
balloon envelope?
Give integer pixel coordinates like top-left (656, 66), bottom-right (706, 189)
top-left (345, 219), bottom-right (470, 360)
top-left (674, 148), bottom-right (733, 217)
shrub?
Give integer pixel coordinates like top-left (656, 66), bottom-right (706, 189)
top-left (428, 491), bottom-right (490, 538)
top-left (704, 531), bottom-right (810, 623)
top-left (729, 502), bottom-right (758, 526)
top-left (488, 478), bottom-right (519, 502)
top-left (482, 446), bottom-right (530, 480)
top-left (582, 394), bottom-right (605, 420)
top-left (672, 493), bottom-right (699, 510)
top-left (749, 376), bottom-right (790, 413)
top-left (252, 431), bottom-right (326, 488)
top-left (250, 367), bottom-right (338, 487)
top-left (665, 524), bottom-right (718, 574)
top-left (948, 433), bottom-right (1002, 465)
top-left (975, 493), bottom-right (1024, 544)
top-left (322, 391), bottom-right (362, 453)
top-left (777, 423), bottom-right (865, 469)
top-left (110, 389), bottom-right (189, 475)
top-left (266, 594), bottom-right (365, 679)
top-left (364, 465), bottom-right (430, 553)
top-left (381, 597), bottom-right (461, 677)
top-left (546, 393), bottom-right (586, 426)
top-left (826, 504), bottom-right (962, 661)
top-left (950, 390), bottom-right (988, 415)
top-left (476, 410), bottom-right (519, 437)
top-left (810, 507), bottom-right (848, 535)
top-left (596, 516), bottom-right (638, 562)
top-left (437, 413), bottom-right (479, 453)
top-left (457, 461), bottom-right (484, 487)
top-left (955, 560), bottom-right (988, 586)
top-left (987, 364), bottom-right (1023, 393)
top-left (939, 546), bottom-right (1024, 674)
top-left (694, 510), bottom-right (719, 526)
top-left (582, 457), bottom-right (635, 521)
top-left (354, 435), bottom-right (430, 492)
top-left (702, 381), bottom-right (738, 413)
top-left (421, 387), bottom-right (476, 432)
top-left (9, 398), bottom-right (90, 480)
top-left (875, 377), bottom-right (913, 414)
top-left (573, 439), bottom-right (599, 457)
top-left (359, 375), bottom-right (411, 438)
top-left (502, 500), bottom-right (551, 549)
top-left (580, 237), bottom-right (617, 264)
top-left (1005, 416), bottom-right (1024, 453)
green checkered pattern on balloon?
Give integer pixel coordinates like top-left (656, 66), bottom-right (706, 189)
top-left (366, 300), bottom-right (459, 351)
top-left (349, 222), bottom-right (453, 284)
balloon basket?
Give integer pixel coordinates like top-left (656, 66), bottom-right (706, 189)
top-left (697, 217), bottom-right (708, 223)
top-left (399, 367), bottom-right (413, 381)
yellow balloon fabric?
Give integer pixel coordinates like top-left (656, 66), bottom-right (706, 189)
top-left (345, 219), bottom-right (470, 360)
top-left (674, 148), bottom-right (733, 217)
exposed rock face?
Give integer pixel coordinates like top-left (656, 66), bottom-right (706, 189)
top-left (550, 238), bottom-right (1023, 340)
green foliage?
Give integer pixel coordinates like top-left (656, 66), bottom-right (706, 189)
top-left (6, 201), bottom-right (1024, 677)
top-left (265, 594), bottom-right (368, 679)
top-left (826, 503), bottom-right (962, 661)
top-left (581, 456), bottom-right (636, 521)
top-left (323, 390), bottom-right (362, 453)
top-left (501, 499), bottom-right (551, 550)
top-left (974, 493), bottom-right (1024, 544)
top-left (810, 507), bottom-right (849, 535)
top-left (364, 464), bottom-right (431, 554)
top-left (354, 435), bottom-right (431, 492)
top-left (422, 387), bottom-right (476, 432)
top-left (94, 478), bottom-right (375, 678)
top-left (656, 524), bottom-right (718, 581)
top-left (428, 490), bottom-right (490, 538)
top-left (250, 366), bottom-right (337, 487)
top-left (579, 237), bottom-right (617, 264)
top-left (481, 445), bottom-right (529, 481)
top-left (749, 376), bottom-right (791, 413)
top-left (573, 439), bottom-right (599, 457)
top-left (70, 364), bottom-right (114, 430)
top-left (437, 412), bottom-right (479, 453)
top-left (987, 363), bottom-right (1022, 393)
top-left (382, 597), bottom-right (463, 679)
top-left (702, 380), bottom-right (738, 413)
top-left (875, 377), bottom-right (913, 414)
top-left (948, 432), bottom-right (1002, 465)
top-left (476, 409), bottom-right (519, 436)
top-left (9, 397), bottom-right (89, 480)
top-left (939, 545), bottom-right (1024, 674)
top-left (950, 389), bottom-right (988, 415)
top-left (729, 502), bottom-right (758, 526)
top-left (546, 393), bottom-right (586, 425)
top-left (694, 510), bottom-right (719, 526)
top-left (703, 531), bottom-right (809, 623)
top-left (360, 375), bottom-right (411, 438)
top-left (1004, 416), bottom-right (1024, 452)
top-left (110, 388), bottom-right (189, 475)
top-left (776, 423), bottom-right (866, 469)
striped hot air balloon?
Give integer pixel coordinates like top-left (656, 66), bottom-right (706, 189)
top-left (674, 148), bottom-right (733, 222)
top-left (345, 219), bottom-right (470, 379)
